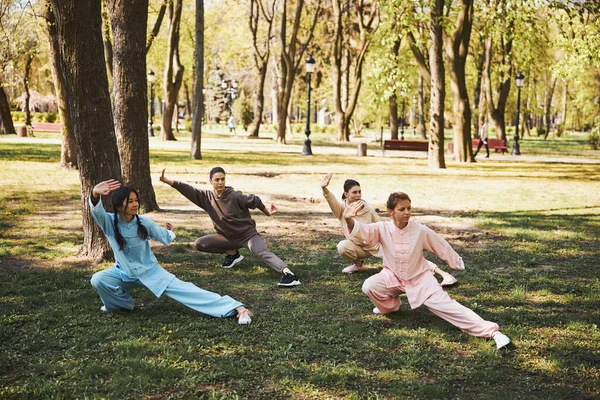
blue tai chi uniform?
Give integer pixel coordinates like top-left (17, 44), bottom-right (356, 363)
top-left (89, 197), bottom-right (243, 317)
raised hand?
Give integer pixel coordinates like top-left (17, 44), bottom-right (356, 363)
top-left (343, 199), bottom-right (364, 219)
top-left (159, 169), bottom-right (174, 186)
top-left (321, 173), bottom-right (333, 188)
top-left (165, 222), bottom-right (175, 231)
top-left (92, 179), bottom-right (121, 198)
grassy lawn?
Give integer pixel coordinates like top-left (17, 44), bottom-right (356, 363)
top-left (1, 131), bottom-right (599, 399)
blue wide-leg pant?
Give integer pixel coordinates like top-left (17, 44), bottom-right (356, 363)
top-left (91, 267), bottom-right (243, 317)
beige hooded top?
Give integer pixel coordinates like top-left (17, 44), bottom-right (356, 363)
top-left (323, 189), bottom-right (382, 256)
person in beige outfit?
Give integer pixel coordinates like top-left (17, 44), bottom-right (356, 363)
top-left (321, 174), bottom-right (458, 286)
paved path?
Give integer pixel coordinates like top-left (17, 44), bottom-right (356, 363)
top-left (3, 134), bottom-right (600, 164)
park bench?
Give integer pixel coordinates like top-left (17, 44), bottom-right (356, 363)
top-left (31, 122), bottom-right (62, 133)
top-left (382, 139), bottom-right (429, 156)
top-left (447, 138), bottom-right (508, 153)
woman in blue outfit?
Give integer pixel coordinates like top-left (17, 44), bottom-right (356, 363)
top-left (89, 179), bottom-right (253, 324)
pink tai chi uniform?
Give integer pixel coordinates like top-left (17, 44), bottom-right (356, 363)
top-left (349, 220), bottom-right (500, 338)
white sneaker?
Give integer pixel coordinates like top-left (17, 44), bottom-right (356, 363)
top-left (342, 263), bottom-right (365, 274)
top-left (440, 274), bottom-right (457, 286)
top-left (372, 307), bottom-right (382, 315)
top-left (493, 332), bottom-right (511, 349)
top-left (237, 309), bottom-right (252, 325)
top-left (100, 306), bottom-right (107, 312)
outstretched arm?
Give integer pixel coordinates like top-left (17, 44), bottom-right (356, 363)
top-left (159, 169), bottom-right (174, 186)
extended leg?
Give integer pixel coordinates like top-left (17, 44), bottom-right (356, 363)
top-left (162, 277), bottom-right (244, 318)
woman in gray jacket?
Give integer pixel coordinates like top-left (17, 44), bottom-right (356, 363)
top-left (160, 167), bottom-right (300, 287)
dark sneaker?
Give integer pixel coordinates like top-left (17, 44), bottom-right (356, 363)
top-left (221, 251), bottom-right (243, 268)
top-left (278, 273), bottom-right (301, 287)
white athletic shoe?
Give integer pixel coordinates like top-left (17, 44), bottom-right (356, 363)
top-left (237, 309), bottom-right (252, 325)
top-left (342, 263), bottom-right (365, 274)
top-left (372, 307), bottom-right (382, 315)
top-left (493, 332), bottom-right (511, 349)
top-left (100, 306), bottom-right (107, 312)
top-left (440, 274), bottom-right (457, 286)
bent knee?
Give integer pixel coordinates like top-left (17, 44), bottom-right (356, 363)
top-left (90, 271), bottom-right (105, 289)
top-left (194, 238), bottom-right (208, 251)
top-left (336, 240), bottom-right (353, 256)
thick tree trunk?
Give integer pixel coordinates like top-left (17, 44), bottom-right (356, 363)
top-left (44, 2), bottom-right (77, 169)
top-left (428, 0), bottom-right (445, 169)
top-left (49, 0), bottom-right (122, 261)
top-left (0, 87), bottom-right (16, 135)
top-left (445, 0), bottom-right (473, 162)
top-left (190, 0), bottom-right (203, 159)
top-left (108, 0), bottom-right (158, 212)
top-left (161, 0), bottom-right (183, 141)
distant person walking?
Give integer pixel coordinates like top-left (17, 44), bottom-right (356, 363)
top-left (89, 179), bottom-right (252, 324)
top-left (228, 114), bottom-right (236, 134)
top-left (160, 167), bottom-right (301, 287)
top-left (473, 121), bottom-right (489, 159)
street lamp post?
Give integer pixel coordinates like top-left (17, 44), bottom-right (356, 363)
top-left (400, 90), bottom-right (406, 140)
top-left (302, 55), bottom-right (316, 156)
top-left (148, 69), bottom-right (156, 137)
top-left (512, 72), bottom-right (525, 155)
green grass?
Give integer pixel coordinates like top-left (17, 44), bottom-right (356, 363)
top-left (1, 133), bottom-right (600, 399)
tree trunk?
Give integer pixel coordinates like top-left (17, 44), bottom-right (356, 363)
top-left (49, 0), bottom-right (122, 261)
top-left (146, 0), bottom-right (167, 53)
top-left (543, 77), bottom-right (557, 140)
top-left (389, 94), bottom-right (399, 139)
top-left (44, 2), bottom-right (77, 169)
top-left (445, 0), bottom-right (474, 162)
top-left (102, 0), bottom-right (113, 86)
top-left (274, 0), bottom-right (320, 144)
top-left (417, 72), bottom-right (426, 139)
top-left (0, 87), bottom-right (16, 135)
top-left (44, 4), bottom-right (77, 167)
top-left (248, 0), bottom-right (275, 138)
top-left (561, 80), bottom-right (568, 130)
top-left (108, 0), bottom-right (159, 212)
top-left (331, 0), bottom-right (377, 142)
top-left (161, 0), bottom-right (183, 141)
top-left (23, 54), bottom-right (33, 127)
top-left (190, 0), bottom-right (204, 159)
top-left (428, 0), bottom-right (445, 169)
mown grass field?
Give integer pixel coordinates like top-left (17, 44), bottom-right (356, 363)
top-left (1, 130), bottom-right (599, 399)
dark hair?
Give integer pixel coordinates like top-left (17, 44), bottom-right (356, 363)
top-left (111, 186), bottom-right (148, 251)
top-left (210, 167), bottom-right (226, 180)
top-left (386, 192), bottom-right (411, 210)
top-left (341, 179), bottom-right (360, 200)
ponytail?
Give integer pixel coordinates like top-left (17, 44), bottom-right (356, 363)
top-left (114, 213), bottom-right (126, 251)
top-left (135, 214), bottom-right (149, 242)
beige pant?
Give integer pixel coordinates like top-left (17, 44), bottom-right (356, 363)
top-left (337, 239), bottom-right (380, 263)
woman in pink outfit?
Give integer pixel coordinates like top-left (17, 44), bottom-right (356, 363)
top-left (321, 173), bottom-right (457, 286)
top-left (343, 191), bottom-right (511, 349)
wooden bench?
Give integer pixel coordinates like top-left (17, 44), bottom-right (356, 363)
top-left (32, 122), bottom-right (62, 133)
top-left (447, 138), bottom-right (508, 153)
top-left (383, 140), bottom-right (428, 156)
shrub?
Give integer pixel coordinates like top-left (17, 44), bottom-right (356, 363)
top-left (185, 120), bottom-right (192, 132)
top-left (44, 112), bottom-right (57, 123)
